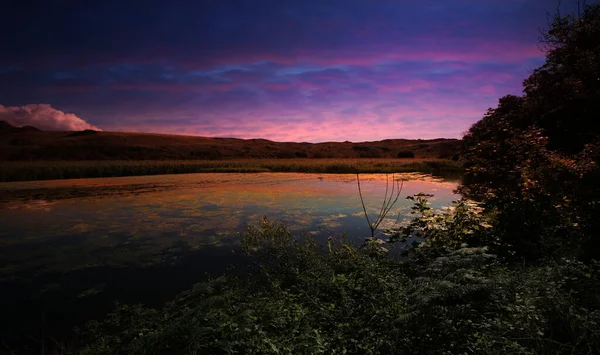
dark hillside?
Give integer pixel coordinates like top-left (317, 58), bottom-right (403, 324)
top-left (0, 127), bottom-right (460, 161)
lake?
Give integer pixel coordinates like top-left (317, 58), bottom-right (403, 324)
top-left (0, 172), bottom-right (459, 348)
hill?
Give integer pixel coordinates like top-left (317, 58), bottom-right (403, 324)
top-left (0, 122), bottom-right (461, 161)
top-left (0, 120), bottom-right (41, 134)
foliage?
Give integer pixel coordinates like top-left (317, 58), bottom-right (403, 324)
top-left (461, 3), bottom-right (600, 262)
top-left (397, 150), bottom-right (415, 158)
top-left (525, 4), bottom-right (600, 154)
top-left (388, 194), bottom-right (495, 257)
top-left (77, 217), bottom-right (600, 354)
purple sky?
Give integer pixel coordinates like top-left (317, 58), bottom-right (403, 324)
top-left (0, 0), bottom-right (593, 142)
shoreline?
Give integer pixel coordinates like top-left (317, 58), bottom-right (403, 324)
top-left (0, 158), bottom-right (463, 183)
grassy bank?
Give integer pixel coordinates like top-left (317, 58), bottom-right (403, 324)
top-left (0, 158), bottom-right (462, 182)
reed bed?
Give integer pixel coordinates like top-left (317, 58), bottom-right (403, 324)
top-left (0, 158), bottom-right (463, 182)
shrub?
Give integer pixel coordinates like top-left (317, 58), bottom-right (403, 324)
top-left (78, 217), bottom-right (600, 354)
top-left (461, 4), bottom-right (600, 262)
top-left (294, 151), bottom-right (308, 158)
top-left (397, 151), bottom-right (415, 158)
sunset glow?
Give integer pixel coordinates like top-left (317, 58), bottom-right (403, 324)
top-left (1, 0), bottom-right (589, 142)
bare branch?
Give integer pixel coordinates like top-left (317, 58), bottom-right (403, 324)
top-left (356, 173), bottom-right (374, 238)
top-left (356, 173), bottom-right (404, 239)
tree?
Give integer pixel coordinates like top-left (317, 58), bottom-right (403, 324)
top-left (524, 4), bottom-right (600, 154)
top-left (461, 4), bottom-right (600, 262)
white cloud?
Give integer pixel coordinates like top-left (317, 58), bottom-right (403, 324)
top-left (0, 104), bottom-right (101, 131)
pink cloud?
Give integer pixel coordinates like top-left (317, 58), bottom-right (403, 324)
top-left (176, 38), bottom-right (543, 70)
top-left (108, 82), bottom-right (239, 93)
top-left (102, 95), bottom-right (487, 142)
top-left (377, 79), bottom-right (432, 93)
top-left (40, 82), bottom-right (239, 94)
top-left (0, 104), bottom-right (101, 131)
top-left (30, 36), bottom-right (541, 72)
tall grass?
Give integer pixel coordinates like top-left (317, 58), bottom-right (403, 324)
top-left (0, 158), bottom-right (463, 182)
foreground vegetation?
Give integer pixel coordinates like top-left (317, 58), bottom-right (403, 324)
top-left (0, 158), bottom-right (462, 182)
top-left (78, 203), bottom-right (600, 354)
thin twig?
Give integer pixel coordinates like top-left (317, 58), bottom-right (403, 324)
top-left (356, 174), bottom-right (374, 237)
top-left (372, 174), bottom-right (402, 232)
top-left (357, 173), bottom-right (403, 239)
top-left (377, 174), bottom-right (390, 223)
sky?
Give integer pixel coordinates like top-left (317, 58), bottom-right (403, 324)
top-left (0, 0), bottom-right (595, 142)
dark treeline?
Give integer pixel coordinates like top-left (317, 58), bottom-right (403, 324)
top-left (461, 3), bottom-right (600, 262)
top-left (15, 4), bottom-right (600, 355)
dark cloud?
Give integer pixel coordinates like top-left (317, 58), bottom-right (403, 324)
top-left (0, 0), bottom-right (564, 69)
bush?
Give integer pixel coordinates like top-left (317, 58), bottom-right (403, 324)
top-left (397, 151), bottom-right (415, 158)
top-left (461, 4), bottom-right (600, 262)
top-left (294, 151), bottom-right (308, 158)
top-left (79, 214), bottom-right (600, 354)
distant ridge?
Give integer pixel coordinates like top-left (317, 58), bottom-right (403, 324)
top-left (0, 121), bottom-right (41, 134)
top-left (0, 127), bottom-right (461, 161)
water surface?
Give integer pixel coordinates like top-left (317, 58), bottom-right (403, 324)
top-left (0, 172), bottom-right (459, 346)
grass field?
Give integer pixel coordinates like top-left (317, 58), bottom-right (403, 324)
top-left (0, 158), bottom-right (463, 182)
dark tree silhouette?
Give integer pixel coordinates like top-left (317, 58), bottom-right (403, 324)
top-left (461, 3), bottom-right (600, 261)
